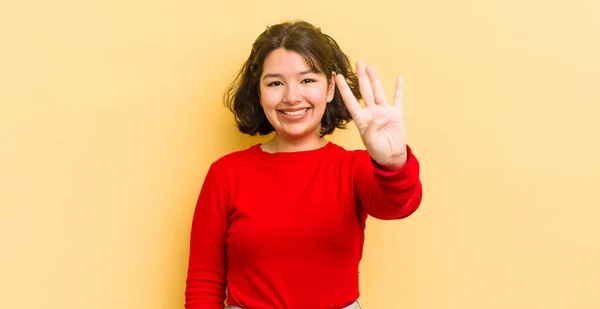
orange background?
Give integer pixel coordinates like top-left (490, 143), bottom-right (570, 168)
top-left (2, 0), bottom-right (599, 308)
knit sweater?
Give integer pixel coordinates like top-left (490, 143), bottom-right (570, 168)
top-left (185, 142), bottom-right (422, 309)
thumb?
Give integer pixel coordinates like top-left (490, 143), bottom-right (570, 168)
top-left (362, 114), bottom-right (391, 144)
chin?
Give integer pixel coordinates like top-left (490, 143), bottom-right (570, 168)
top-left (280, 129), bottom-right (316, 139)
top-left (277, 124), bottom-right (321, 139)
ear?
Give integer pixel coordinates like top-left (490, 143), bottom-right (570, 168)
top-left (326, 74), bottom-right (336, 103)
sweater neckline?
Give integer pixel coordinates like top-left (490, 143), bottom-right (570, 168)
top-left (249, 142), bottom-right (339, 161)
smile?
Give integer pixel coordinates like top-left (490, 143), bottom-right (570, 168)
top-left (280, 108), bottom-right (310, 116)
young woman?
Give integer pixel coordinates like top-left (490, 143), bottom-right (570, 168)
top-left (184, 20), bottom-right (423, 309)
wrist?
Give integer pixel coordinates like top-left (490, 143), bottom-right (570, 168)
top-left (377, 153), bottom-right (408, 171)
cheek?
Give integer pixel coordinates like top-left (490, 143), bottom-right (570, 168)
top-left (259, 88), bottom-right (281, 109)
top-left (305, 86), bottom-right (329, 104)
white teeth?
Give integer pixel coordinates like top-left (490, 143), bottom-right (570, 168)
top-left (282, 108), bottom-right (308, 116)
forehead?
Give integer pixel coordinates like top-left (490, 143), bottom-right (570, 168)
top-left (261, 48), bottom-right (317, 74)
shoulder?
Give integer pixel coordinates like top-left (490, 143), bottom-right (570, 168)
top-left (198, 145), bottom-right (260, 189)
top-left (209, 144), bottom-right (260, 172)
top-left (324, 142), bottom-right (371, 166)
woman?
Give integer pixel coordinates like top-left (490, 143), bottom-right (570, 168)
top-left (185, 20), bottom-right (423, 309)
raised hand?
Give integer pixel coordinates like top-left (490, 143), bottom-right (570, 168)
top-left (335, 60), bottom-right (408, 170)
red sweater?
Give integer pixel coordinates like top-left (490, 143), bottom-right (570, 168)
top-left (185, 142), bottom-right (422, 309)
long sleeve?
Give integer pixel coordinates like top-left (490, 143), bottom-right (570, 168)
top-left (185, 162), bottom-right (229, 309)
top-left (353, 145), bottom-right (423, 220)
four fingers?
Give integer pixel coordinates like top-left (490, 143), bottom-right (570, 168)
top-left (337, 61), bottom-right (406, 161)
top-left (336, 60), bottom-right (405, 113)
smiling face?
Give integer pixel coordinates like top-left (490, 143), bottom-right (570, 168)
top-left (259, 48), bottom-right (335, 142)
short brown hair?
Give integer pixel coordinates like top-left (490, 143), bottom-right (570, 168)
top-left (224, 20), bottom-right (361, 136)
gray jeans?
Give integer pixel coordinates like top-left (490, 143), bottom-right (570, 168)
top-left (228, 299), bottom-right (362, 309)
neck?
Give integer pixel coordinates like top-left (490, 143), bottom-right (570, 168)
top-left (261, 134), bottom-right (328, 153)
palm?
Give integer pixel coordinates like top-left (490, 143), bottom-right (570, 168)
top-left (335, 61), bottom-right (407, 168)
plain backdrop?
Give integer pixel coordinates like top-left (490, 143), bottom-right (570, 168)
top-left (1, 0), bottom-right (599, 308)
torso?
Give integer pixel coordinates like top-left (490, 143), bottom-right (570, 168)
top-left (221, 142), bottom-right (367, 309)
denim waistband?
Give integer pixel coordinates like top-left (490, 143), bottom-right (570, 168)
top-left (228, 299), bottom-right (362, 309)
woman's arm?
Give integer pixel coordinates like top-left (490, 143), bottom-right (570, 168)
top-left (353, 145), bottom-right (422, 220)
top-left (185, 162), bottom-right (229, 309)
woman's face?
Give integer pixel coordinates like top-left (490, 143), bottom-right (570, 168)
top-left (259, 48), bottom-right (334, 141)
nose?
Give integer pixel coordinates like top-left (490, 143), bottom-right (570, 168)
top-left (283, 84), bottom-right (302, 104)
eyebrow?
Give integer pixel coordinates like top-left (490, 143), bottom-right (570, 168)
top-left (262, 69), bottom-right (317, 80)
